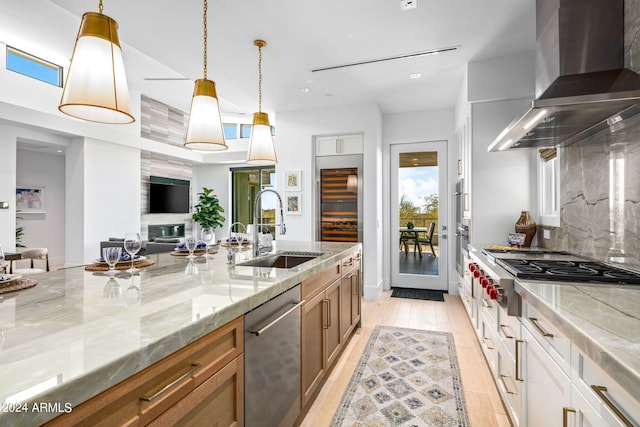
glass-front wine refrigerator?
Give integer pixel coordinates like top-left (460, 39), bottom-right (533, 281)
top-left (315, 154), bottom-right (363, 242)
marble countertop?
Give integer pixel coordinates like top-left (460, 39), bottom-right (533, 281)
top-left (515, 279), bottom-right (640, 401)
top-left (0, 241), bottom-right (360, 426)
top-left (471, 244), bottom-right (640, 400)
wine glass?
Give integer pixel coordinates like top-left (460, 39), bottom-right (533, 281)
top-left (185, 236), bottom-right (197, 259)
top-left (124, 233), bottom-right (142, 272)
top-left (102, 246), bottom-right (122, 276)
top-left (201, 228), bottom-right (215, 259)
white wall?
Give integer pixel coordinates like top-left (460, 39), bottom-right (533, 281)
top-left (276, 104), bottom-right (384, 300)
top-left (16, 149), bottom-right (65, 266)
top-left (0, 125), bottom-right (18, 251)
top-left (82, 139), bottom-right (141, 263)
top-left (382, 109), bottom-right (457, 293)
top-left (471, 100), bottom-right (535, 245)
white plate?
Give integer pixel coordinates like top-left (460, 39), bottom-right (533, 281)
top-left (0, 274), bottom-right (23, 284)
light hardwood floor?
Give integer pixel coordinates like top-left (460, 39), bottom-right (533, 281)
top-left (300, 290), bottom-right (512, 427)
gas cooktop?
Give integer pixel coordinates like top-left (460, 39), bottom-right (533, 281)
top-left (496, 258), bottom-right (640, 285)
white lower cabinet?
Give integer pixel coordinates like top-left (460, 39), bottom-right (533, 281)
top-left (569, 385), bottom-right (606, 427)
top-left (522, 325), bottom-right (571, 426)
top-left (571, 348), bottom-right (640, 426)
top-left (467, 289), bottom-right (640, 426)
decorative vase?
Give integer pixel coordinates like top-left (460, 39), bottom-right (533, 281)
top-left (515, 211), bottom-right (537, 247)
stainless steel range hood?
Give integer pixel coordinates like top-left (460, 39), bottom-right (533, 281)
top-left (488, 0), bottom-right (640, 152)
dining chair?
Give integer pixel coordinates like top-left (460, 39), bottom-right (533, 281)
top-left (417, 222), bottom-right (436, 257)
top-left (11, 247), bottom-right (50, 275)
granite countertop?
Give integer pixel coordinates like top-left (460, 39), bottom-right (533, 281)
top-left (0, 240), bottom-right (360, 426)
top-left (515, 279), bottom-right (640, 401)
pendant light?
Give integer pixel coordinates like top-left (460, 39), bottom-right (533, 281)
top-left (59, 0), bottom-right (134, 124)
top-left (184, 0), bottom-right (227, 151)
top-left (246, 40), bottom-right (277, 165)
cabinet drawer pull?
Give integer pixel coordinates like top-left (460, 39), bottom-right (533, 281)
top-left (529, 317), bottom-right (554, 338)
top-left (250, 300), bottom-right (305, 336)
top-left (322, 299), bottom-right (330, 329)
top-left (343, 261), bottom-right (353, 267)
top-left (562, 407), bottom-right (576, 427)
top-left (481, 299), bottom-right (491, 308)
top-left (483, 336), bottom-right (494, 350)
top-left (499, 374), bottom-right (516, 395)
top-left (591, 385), bottom-right (634, 427)
top-left (499, 324), bottom-right (514, 339)
top-left (140, 363), bottom-right (201, 402)
top-left (515, 340), bottom-right (523, 381)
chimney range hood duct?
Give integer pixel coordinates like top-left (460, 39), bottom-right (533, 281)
top-left (488, 0), bottom-right (640, 152)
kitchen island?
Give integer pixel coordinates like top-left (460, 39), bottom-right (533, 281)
top-left (0, 241), bottom-right (361, 426)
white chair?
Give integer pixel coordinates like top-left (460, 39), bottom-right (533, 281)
top-left (11, 248), bottom-right (50, 275)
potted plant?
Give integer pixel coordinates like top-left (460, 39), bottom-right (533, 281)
top-left (192, 187), bottom-right (225, 231)
top-left (406, 221), bottom-right (414, 230)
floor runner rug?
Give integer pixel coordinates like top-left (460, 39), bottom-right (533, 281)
top-left (330, 325), bottom-right (469, 426)
top-left (391, 288), bottom-right (446, 302)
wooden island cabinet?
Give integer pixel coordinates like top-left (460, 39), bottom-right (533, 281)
top-left (45, 317), bottom-right (244, 427)
top-left (30, 245), bottom-right (362, 427)
top-left (300, 251), bottom-right (362, 411)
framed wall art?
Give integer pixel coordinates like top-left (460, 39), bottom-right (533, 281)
top-left (285, 170), bottom-right (301, 192)
top-left (286, 193), bottom-right (301, 215)
top-left (16, 186), bottom-right (45, 212)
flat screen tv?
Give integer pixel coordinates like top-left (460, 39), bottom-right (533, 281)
top-left (149, 176), bottom-right (190, 214)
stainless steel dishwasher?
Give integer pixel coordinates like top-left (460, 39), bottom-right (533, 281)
top-left (244, 285), bottom-right (304, 427)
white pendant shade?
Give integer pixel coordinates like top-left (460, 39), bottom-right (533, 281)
top-left (246, 112), bottom-right (277, 165)
top-left (59, 12), bottom-right (134, 124)
top-left (184, 79), bottom-right (227, 151)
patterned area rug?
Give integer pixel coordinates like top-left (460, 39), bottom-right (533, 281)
top-left (331, 325), bottom-right (469, 426)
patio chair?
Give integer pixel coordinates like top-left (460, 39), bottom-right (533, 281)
top-left (417, 222), bottom-right (436, 257)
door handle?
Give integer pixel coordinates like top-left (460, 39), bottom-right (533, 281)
top-left (140, 363), bottom-right (201, 402)
top-left (249, 300), bottom-right (306, 336)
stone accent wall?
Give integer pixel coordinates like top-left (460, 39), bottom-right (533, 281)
top-left (543, 0), bottom-right (640, 270)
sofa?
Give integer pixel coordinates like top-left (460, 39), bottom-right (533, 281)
top-left (99, 237), bottom-right (182, 257)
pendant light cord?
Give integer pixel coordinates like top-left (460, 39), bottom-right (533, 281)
top-left (257, 42), bottom-right (263, 112)
top-left (203, 0), bottom-right (208, 79)
top-left (98, 0), bottom-right (103, 14)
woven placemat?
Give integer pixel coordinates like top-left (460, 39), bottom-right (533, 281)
top-left (170, 249), bottom-right (219, 257)
top-left (0, 277), bottom-right (37, 294)
top-left (85, 259), bottom-right (155, 272)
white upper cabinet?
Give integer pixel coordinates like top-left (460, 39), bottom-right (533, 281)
top-left (315, 134), bottom-right (363, 156)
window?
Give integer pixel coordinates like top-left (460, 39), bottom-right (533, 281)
top-left (223, 123), bottom-right (238, 139)
top-left (6, 46), bottom-right (62, 87)
top-left (538, 148), bottom-right (560, 227)
top-left (240, 124), bottom-right (252, 138)
top-left (231, 166), bottom-right (276, 236)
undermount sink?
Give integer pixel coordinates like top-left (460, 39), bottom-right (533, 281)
top-left (238, 251), bottom-right (324, 269)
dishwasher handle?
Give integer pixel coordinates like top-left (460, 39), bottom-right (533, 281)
top-left (249, 300), bottom-right (306, 336)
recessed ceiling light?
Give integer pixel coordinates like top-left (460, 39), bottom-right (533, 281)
top-left (409, 73), bottom-right (421, 79)
top-left (301, 87), bottom-right (311, 93)
top-left (57, 149), bottom-right (63, 153)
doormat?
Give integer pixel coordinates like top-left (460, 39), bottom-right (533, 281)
top-left (391, 288), bottom-right (445, 302)
top-left (330, 325), bottom-right (469, 426)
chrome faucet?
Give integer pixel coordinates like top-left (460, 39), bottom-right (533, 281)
top-left (253, 189), bottom-right (286, 256)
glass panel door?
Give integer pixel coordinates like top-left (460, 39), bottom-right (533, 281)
top-left (390, 141), bottom-right (448, 290)
top-left (231, 166), bottom-right (276, 235)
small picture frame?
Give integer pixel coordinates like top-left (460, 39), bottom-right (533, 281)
top-left (286, 193), bottom-right (301, 215)
top-left (16, 186), bottom-right (46, 212)
top-left (508, 233), bottom-right (526, 247)
top-left (285, 170), bottom-right (301, 192)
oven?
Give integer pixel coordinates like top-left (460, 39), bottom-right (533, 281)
top-left (455, 179), bottom-right (469, 276)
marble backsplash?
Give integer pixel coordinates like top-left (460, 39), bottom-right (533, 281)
top-left (540, 0), bottom-right (640, 271)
